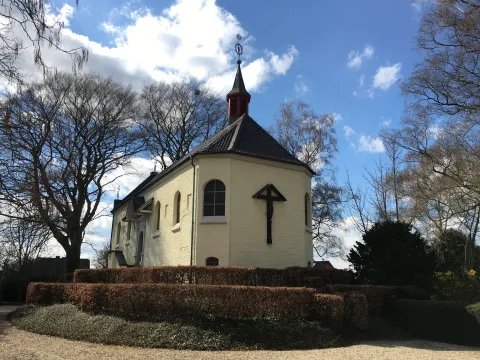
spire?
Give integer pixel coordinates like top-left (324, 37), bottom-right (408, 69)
top-left (227, 35), bottom-right (251, 124)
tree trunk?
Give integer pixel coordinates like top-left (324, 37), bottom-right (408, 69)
top-left (65, 241), bottom-right (82, 275)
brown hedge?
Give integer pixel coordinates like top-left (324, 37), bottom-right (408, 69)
top-left (310, 294), bottom-right (344, 330)
top-left (27, 282), bottom-right (317, 320)
top-left (343, 292), bottom-right (368, 330)
top-left (320, 285), bottom-right (395, 314)
top-left (73, 266), bottom-right (348, 288)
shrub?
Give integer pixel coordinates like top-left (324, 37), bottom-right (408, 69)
top-left (343, 292), bottom-right (368, 330)
top-left (348, 221), bottom-right (434, 289)
top-left (320, 285), bottom-right (395, 314)
top-left (10, 304), bottom-right (341, 350)
top-left (393, 285), bottom-right (430, 300)
top-left (27, 282), bottom-right (317, 320)
top-left (309, 294), bottom-right (344, 330)
top-left (387, 299), bottom-right (480, 346)
top-left (73, 266), bottom-right (349, 288)
top-left (434, 271), bottom-right (480, 303)
top-left (466, 302), bottom-right (480, 323)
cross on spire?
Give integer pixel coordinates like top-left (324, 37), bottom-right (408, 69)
top-left (227, 34), bottom-right (251, 124)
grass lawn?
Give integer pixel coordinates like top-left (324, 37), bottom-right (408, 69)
top-left (9, 304), bottom-right (342, 350)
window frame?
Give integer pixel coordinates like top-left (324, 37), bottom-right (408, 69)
top-left (205, 257), bottom-right (219, 266)
top-left (203, 179), bottom-right (226, 218)
top-left (155, 201), bottom-right (161, 231)
top-left (305, 193), bottom-right (310, 227)
top-left (175, 192), bottom-right (181, 225)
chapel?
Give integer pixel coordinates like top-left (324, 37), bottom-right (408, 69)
top-left (108, 55), bottom-right (314, 269)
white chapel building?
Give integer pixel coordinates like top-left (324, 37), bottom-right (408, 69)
top-left (108, 59), bottom-right (315, 269)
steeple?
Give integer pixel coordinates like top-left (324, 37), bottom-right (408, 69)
top-left (227, 35), bottom-right (251, 124)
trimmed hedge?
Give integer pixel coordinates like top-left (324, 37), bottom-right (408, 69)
top-left (320, 285), bottom-right (395, 314)
top-left (309, 294), bottom-right (344, 330)
top-left (393, 285), bottom-right (430, 300)
top-left (73, 266), bottom-right (348, 288)
top-left (27, 282), bottom-right (318, 320)
top-left (343, 292), bottom-right (368, 330)
top-left (387, 299), bottom-right (480, 346)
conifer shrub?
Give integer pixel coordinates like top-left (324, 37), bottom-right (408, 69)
top-left (73, 266), bottom-right (349, 288)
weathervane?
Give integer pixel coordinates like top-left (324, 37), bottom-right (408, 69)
top-left (235, 34), bottom-right (243, 62)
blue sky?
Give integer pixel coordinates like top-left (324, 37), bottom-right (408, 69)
top-left (36, 0), bottom-right (430, 265)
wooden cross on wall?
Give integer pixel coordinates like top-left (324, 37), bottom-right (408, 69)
top-left (252, 184), bottom-right (287, 244)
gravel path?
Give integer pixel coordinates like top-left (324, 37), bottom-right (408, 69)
top-left (0, 318), bottom-right (478, 360)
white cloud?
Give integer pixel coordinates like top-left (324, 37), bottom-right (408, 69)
top-left (411, 0), bottom-right (436, 13)
top-left (372, 63), bottom-right (401, 90)
top-left (347, 45), bottom-right (374, 69)
top-left (332, 113), bottom-right (343, 122)
top-left (321, 216), bottom-right (363, 270)
top-left (8, 0), bottom-right (298, 94)
top-left (381, 118), bottom-right (392, 127)
top-left (358, 135), bottom-right (385, 153)
top-left (343, 125), bottom-right (355, 137)
top-left (359, 74), bottom-right (365, 87)
top-left (294, 74), bottom-right (309, 95)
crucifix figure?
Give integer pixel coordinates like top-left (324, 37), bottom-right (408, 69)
top-left (252, 184), bottom-right (287, 244)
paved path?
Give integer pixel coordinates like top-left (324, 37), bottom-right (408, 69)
top-left (0, 306), bottom-right (478, 360)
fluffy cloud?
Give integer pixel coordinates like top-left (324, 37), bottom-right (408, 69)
top-left (347, 45), bottom-right (374, 69)
top-left (343, 125), bottom-right (355, 137)
top-left (321, 217), bottom-right (363, 270)
top-left (294, 74), bottom-right (309, 95)
top-left (358, 135), bottom-right (385, 153)
top-left (372, 63), bottom-right (401, 90)
top-left (8, 0), bottom-right (298, 94)
top-left (411, 0), bottom-right (436, 13)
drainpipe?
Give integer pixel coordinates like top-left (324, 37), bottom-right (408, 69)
top-left (190, 154), bottom-right (196, 265)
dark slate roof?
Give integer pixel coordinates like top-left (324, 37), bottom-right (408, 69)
top-left (227, 60), bottom-right (250, 98)
top-left (113, 114), bottom-right (314, 212)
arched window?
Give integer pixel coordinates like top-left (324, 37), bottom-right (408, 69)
top-left (305, 193), bottom-right (310, 226)
top-left (206, 257), bottom-right (219, 266)
top-left (155, 201), bottom-right (161, 231)
top-left (175, 192), bottom-right (181, 224)
top-left (127, 221), bottom-right (132, 241)
top-left (204, 180), bottom-right (226, 216)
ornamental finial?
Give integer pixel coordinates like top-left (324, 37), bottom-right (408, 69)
top-left (235, 34), bottom-right (243, 63)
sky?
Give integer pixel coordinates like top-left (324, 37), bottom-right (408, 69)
top-left (18, 0), bottom-right (433, 268)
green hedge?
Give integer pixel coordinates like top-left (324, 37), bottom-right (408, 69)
top-left (27, 282), bottom-right (346, 321)
top-left (387, 299), bottom-right (480, 346)
top-left (73, 266), bottom-right (348, 288)
top-left (393, 285), bottom-right (430, 300)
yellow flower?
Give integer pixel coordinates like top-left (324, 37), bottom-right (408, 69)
top-left (467, 269), bottom-right (476, 277)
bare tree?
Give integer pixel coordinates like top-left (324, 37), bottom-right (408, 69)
top-left (0, 72), bottom-right (143, 273)
top-left (137, 80), bottom-right (227, 170)
top-left (345, 171), bottom-right (372, 234)
top-left (0, 216), bottom-right (50, 270)
top-left (270, 100), bottom-right (342, 258)
top-left (92, 242), bottom-right (109, 269)
top-left (0, 1), bottom-right (88, 83)
top-left (270, 100), bottom-right (337, 173)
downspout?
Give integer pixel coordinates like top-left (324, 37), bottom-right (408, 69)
top-left (190, 154), bottom-right (196, 265)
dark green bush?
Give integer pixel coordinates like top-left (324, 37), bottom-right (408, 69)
top-left (73, 266), bottom-right (349, 288)
top-left (387, 299), bottom-right (480, 346)
top-left (393, 285), bottom-right (430, 300)
top-left (434, 271), bottom-right (480, 303)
